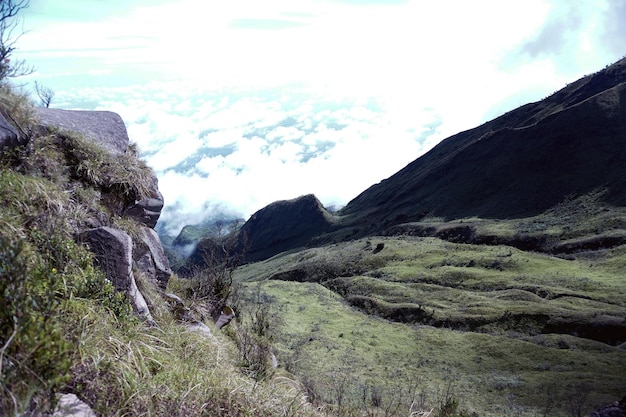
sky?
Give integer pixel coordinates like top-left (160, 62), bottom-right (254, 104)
top-left (15, 0), bottom-right (626, 236)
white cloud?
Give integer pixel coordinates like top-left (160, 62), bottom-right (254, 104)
top-left (17, 0), bottom-right (626, 236)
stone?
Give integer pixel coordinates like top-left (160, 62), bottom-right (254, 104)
top-left (79, 226), bottom-right (153, 321)
top-left (0, 111), bottom-right (21, 149)
top-left (134, 226), bottom-right (172, 290)
top-left (53, 393), bottom-right (96, 417)
top-left (34, 108), bottom-right (129, 154)
top-left (187, 321), bottom-right (212, 338)
top-left (124, 171), bottom-right (164, 228)
top-left (164, 293), bottom-right (190, 321)
top-left (80, 227), bottom-right (133, 291)
top-left (215, 305), bottom-right (235, 329)
top-left (125, 195), bottom-right (164, 228)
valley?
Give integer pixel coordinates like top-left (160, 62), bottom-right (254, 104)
top-left (231, 196), bottom-right (626, 416)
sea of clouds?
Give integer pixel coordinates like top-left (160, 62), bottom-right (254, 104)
top-left (52, 82), bottom-right (449, 236)
top-left (20, 0), bottom-right (626, 237)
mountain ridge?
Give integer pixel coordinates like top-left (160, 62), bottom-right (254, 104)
top-left (336, 57), bottom-right (626, 233)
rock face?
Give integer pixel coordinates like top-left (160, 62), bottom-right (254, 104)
top-left (30, 108), bottom-right (171, 319)
top-left (134, 226), bottom-right (172, 290)
top-left (236, 194), bottom-right (334, 262)
top-left (0, 112), bottom-right (20, 149)
top-left (125, 193), bottom-right (164, 228)
top-left (79, 226), bottom-right (153, 321)
top-left (34, 108), bottom-right (130, 154)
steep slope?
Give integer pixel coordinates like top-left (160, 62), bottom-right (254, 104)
top-left (236, 194), bottom-right (336, 262)
top-left (340, 57), bottom-right (626, 235)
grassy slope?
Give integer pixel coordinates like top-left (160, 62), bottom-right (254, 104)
top-left (0, 88), bottom-right (316, 416)
top-left (234, 201), bottom-right (626, 416)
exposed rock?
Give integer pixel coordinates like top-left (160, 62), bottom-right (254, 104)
top-left (33, 108), bottom-right (166, 227)
top-left (215, 306), bottom-right (235, 329)
top-left (125, 194), bottom-right (164, 228)
top-left (187, 322), bottom-right (213, 337)
top-left (34, 108), bottom-right (129, 154)
top-left (79, 226), bottom-right (153, 321)
top-left (124, 171), bottom-right (164, 228)
top-left (164, 293), bottom-right (191, 321)
top-left (0, 112), bottom-right (21, 149)
top-left (79, 227), bottom-right (133, 290)
top-left (134, 226), bottom-right (172, 290)
top-left (53, 393), bottom-right (96, 417)
top-left (235, 194), bottom-right (335, 262)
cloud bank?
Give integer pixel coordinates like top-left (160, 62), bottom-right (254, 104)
top-left (18, 0), bottom-right (626, 236)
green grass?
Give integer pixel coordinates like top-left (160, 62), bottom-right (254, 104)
top-left (0, 86), bottom-right (319, 416)
top-left (3, 83), bottom-right (625, 416)
top-left (60, 289), bottom-right (316, 417)
top-left (234, 202), bottom-right (626, 416)
top-left (233, 278), bottom-right (626, 416)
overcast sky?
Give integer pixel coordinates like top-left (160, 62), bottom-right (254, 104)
top-left (17, 0), bottom-right (626, 235)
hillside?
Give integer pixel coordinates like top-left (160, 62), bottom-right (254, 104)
top-left (195, 58), bottom-right (626, 262)
top-left (0, 88), bottom-right (317, 417)
top-left (338, 57), bottom-right (626, 236)
top-left (233, 193), bottom-right (626, 416)
top-left (217, 58), bottom-right (626, 416)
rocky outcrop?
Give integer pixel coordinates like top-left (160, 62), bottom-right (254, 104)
top-left (34, 108), bottom-right (130, 154)
top-left (31, 108), bottom-right (172, 320)
top-left (79, 226), bottom-right (153, 322)
top-left (134, 226), bottom-right (172, 290)
top-left (125, 192), bottom-right (164, 228)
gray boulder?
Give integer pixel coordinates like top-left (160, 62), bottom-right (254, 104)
top-left (53, 393), bottom-right (96, 417)
top-left (134, 226), bottom-right (172, 290)
top-left (125, 192), bottom-right (164, 228)
top-left (34, 108), bottom-right (166, 227)
top-left (79, 226), bottom-right (153, 321)
top-left (34, 108), bottom-right (129, 154)
top-left (0, 111), bottom-right (21, 149)
top-left (215, 306), bottom-right (235, 329)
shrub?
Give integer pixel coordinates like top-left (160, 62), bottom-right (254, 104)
top-left (0, 236), bottom-right (71, 416)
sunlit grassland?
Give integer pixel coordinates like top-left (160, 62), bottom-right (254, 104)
top-left (237, 279), bottom-right (625, 416)
top-left (234, 212), bottom-right (626, 416)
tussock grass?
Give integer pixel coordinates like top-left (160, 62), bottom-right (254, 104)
top-left (64, 299), bottom-right (316, 417)
top-left (0, 86), bottom-right (320, 416)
